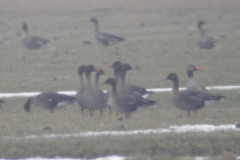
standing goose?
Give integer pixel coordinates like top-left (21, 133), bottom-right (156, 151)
top-left (104, 78), bottom-right (156, 119)
top-left (24, 92), bottom-right (75, 113)
top-left (95, 69), bottom-right (107, 90)
top-left (94, 69), bottom-right (108, 117)
top-left (186, 64), bottom-right (226, 102)
top-left (197, 20), bottom-right (215, 49)
top-left (163, 73), bottom-right (205, 118)
top-left (107, 61), bottom-right (122, 116)
top-left (108, 61), bottom-right (122, 88)
top-left (90, 17), bottom-right (125, 47)
top-left (22, 23), bottom-right (49, 50)
top-left (119, 64), bottom-right (153, 98)
top-left (76, 65), bottom-right (87, 116)
top-left (81, 65), bottom-right (107, 117)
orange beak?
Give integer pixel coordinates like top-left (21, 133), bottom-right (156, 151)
top-left (163, 77), bottom-right (167, 80)
top-left (96, 69), bottom-right (100, 71)
top-left (196, 67), bottom-right (202, 71)
top-left (107, 65), bottom-right (113, 68)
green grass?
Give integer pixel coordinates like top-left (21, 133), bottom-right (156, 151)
top-left (1, 132), bottom-right (240, 159)
top-left (0, 0), bottom-right (240, 158)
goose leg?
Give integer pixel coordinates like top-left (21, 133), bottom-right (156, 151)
top-left (81, 108), bottom-right (84, 116)
top-left (89, 110), bottom-right (93, 117)
top-left (125, 114), bottom-right (131, 119)
top-left (194, 111), bottom-right (197, 118)
top-left (50, 109), bottom-right (54, 113)
top-left (187, 111), bottom-right (190, 118)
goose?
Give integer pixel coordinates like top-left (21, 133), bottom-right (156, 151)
top-left (24, 92), bottom-right (75, 113)
top-left (108, 61), bottom-right (122, 89)
top-left (104, 78), bottom-right (156, 119)
top-left (107, 61), bottom-right (122, 116)
top-left (118, 63), bottom-right (153, 98)
top-left (186, 64), bottom-right (226, 103)
top-left (94, 69), bottom-right (108, 117)
top-left (163, 73), bottom-right (205, 118)
top-left (197, 20), bottom-right (215, 49)
top-left (22, 23), bottom-right (49, 50)
top-left (76, 65), bottom-right (87, 116)
top-left (90, 17), bottom-right (125, 47)
top-left (80, 65), bottom-right (107, 117)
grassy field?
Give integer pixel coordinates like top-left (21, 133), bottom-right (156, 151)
top-left (0, 0), bottom-right (240, 159)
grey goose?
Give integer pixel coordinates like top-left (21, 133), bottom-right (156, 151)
top-left (24, 92), bottom-right (75, 113)
top-left (90, 17), bottom-right (125, 47)
top-left (79, 65), bottom-right (107, 117)
top-left (163, 73), bottom-right (205, 118)
top-left (104, 78), bottom-right (156, 119)
top-left (22, 23), bottom-right (49, 50)
top-left (186, 64), bottom-right (226, 103)
top-left (197, 20), bottom-right (215, 49)
top-left (118, 63), bottom-right (153, 98)
top-left (76, 65), bottom-right (87, 116)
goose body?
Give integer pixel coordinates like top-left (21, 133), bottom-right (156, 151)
top-left (94, 69), bottom-right (108, 114)
top-left (118, 64), bottom-right (153, 98)
top-left (186, 65), bottom-right (226, 102)
top-left (22, 23), bottom-right (49, 50)
top-left (79, 65), bottom-right (107, 116)
top-left (90, 17), bottom-right (125, 47)
top-left (164, 73), bottom-right (205, 118)
top-left (24, 92), bottom-right (75, 113)
top-left (197, 20), bottom-right (215, 49)
top-left (104, 78), bottom-right (156, 118)
top-left (76, 65), bottom-right (88, 115)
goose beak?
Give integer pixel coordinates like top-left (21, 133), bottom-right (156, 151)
top-left (163, 77), bottom-right (167, 80)
top-left (196, 67), bottom-right (202, 71)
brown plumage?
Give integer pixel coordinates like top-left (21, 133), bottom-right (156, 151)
top-left (163, 73), bottom-right (205, 118)
top-left (90, 17), bottom-right (125, 47)
top-left (197, 20), bottom-right (215, 49)
top-left (94, 69), bottom-right (108, 117)
top-left (80, 65), bottom-right (107, 117)
top-left (22, 23), bottom-right (49, 50)
top-left (104, 78), bottom-right (156, 119)
top-left (186, 64), bottom-right (226, 103)
top-left (76, 65), bottom-right (87, 116)
top-left (24, 92), bottom-right (75, 113)
top-left (118, 63), bottom-right (153, 98)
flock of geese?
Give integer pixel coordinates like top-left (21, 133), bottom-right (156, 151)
top-left (19, 18), bottom-right (222, 119)
top-left (21, 18), bottom-right (214, 50)
top-left (23, 61), bottom-right (225, 119)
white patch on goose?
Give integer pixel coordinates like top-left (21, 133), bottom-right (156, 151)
top-left (55, 101), bottom-right (71, 109)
